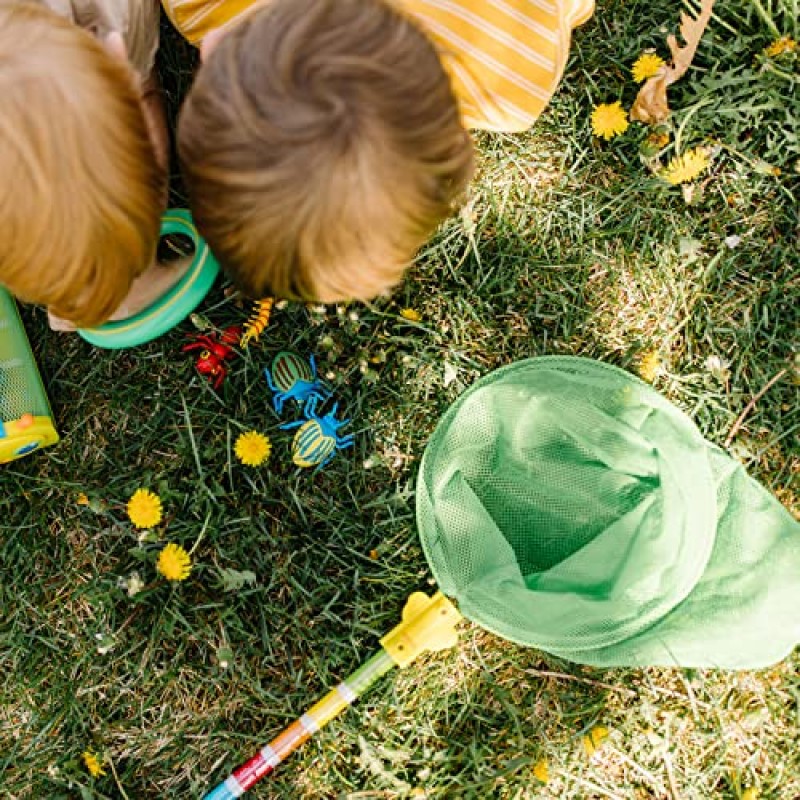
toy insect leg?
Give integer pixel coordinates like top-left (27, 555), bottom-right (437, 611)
top-left (303, 395), bottom-right (322, 418)
top-left (314, 452), bottom-right (338, 472)
top-left (280, 419), bottom-right (306, 431)
top-left (264, 369), bottom-right (279, 393)
top-left (264, 371), bottom-right (287, 414)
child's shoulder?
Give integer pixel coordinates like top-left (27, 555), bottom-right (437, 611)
top-left (39, 0), bottom-right (160, 75)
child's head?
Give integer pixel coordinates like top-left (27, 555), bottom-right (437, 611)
top-left (0, 2), bottom-right (165, 326)
top-left (178, 0), bottom-right (474, 303)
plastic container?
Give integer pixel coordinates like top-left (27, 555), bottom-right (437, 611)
top-left (0, 287), bottom-right (59, 463)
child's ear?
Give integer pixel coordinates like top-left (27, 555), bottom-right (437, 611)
top-left (200, 27), bottom-right (227, 62)
top-left (102, 31), bottom-right (129, 64)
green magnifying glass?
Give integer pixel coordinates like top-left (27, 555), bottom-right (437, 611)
top-left (77, 209), bottom-right (219, 349)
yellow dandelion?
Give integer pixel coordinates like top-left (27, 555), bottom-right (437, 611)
top-left (76, 492), bottom-right (90, 506)
top-left (638, 350), bottom-right (661, 383)
top-left (632, 52), bottom-right (666, 82)
top-left (126, 489), bottom-right (162, 529)
top-left (591, 101), bottom-right (629, 140)
top-left (533, 758), bottom-right (550, 783)
top-left (82, 750), bottom-right (105, 778)
top-left (582, 725), bottom-right (610, 757)
top-left (661, 147), bottom-right (710, 185)
top-left (400, 308), bottom-right (422, 322)
top-left (765, 36), bottom-right (797, 57)
top-left (234, 431), bottom-right (272, 467)
top-left (156, 543), bottom-right (192, 582)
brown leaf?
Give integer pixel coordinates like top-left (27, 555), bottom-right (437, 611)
top-left (630, 0), bottom-right (715, 124)
top-left (630, 74), bottom-right (670, 124)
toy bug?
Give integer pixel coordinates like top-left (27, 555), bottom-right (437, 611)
top-left (281, 396), bottom-right (355, 470)
top-left (182, 325), bottom-right (241, 390)
top-left (240, 297), bottom-right (274, 347)
top-left (264, 351), bottom-right (328, 415)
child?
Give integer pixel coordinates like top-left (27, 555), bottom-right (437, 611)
top-left (169, 0), bottom-right (594, 302)
top-left (0, 1), bottom-right (182, 329)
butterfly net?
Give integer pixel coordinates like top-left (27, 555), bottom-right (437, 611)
top-left (417, 357), bottom-right (800, 669)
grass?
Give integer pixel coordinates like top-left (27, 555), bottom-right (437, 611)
top-left (1, 1), bottom-right (798, 798)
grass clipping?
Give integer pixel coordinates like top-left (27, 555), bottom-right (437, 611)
top-left (630, 0), bottom-right (715, 124)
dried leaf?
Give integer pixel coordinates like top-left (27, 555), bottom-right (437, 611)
top-left (631, 0), bottom-right (715, 124)
top-left (630, 74), bottom-right (670, 124)
top-left (664, 0), bottom-right (716, 85)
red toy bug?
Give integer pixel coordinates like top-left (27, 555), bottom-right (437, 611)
top-left (182, 326), bottom-right (241, 390)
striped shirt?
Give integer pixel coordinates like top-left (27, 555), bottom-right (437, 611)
top-left (161, 0), bottom-right (594, 131)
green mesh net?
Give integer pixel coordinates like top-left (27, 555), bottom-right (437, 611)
top-left (417, 357), bottom-right (800, 669)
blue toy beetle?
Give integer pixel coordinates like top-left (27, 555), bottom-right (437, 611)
top-left (280, 396), bottom-right (355, 470)
top-left (265, 351), bottom-right (328, 416)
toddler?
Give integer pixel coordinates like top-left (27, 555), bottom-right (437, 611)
top-left (168, 0), bottom-right (594, 302)
top-left (0, 0), bottom-right (181, 328)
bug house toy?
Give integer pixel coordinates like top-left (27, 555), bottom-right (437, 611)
top-left (264, 351), bottom-right (329, 416)
top-left (281, 396), bottom-right (354, 470)
top-left (0, 287), bottom-right (59, 463)
top-left (182, 326), bottom-right (241, 390)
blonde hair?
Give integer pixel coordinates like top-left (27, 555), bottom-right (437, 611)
top-left (178, 0), bottom-right (474, 302)
top-left (0, 2), bottom-right (165, 326)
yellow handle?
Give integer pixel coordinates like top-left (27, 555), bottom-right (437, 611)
top-left (380, 591), bottom-right (461, 668)
top-left (0, 415), bottom-right (59, 464)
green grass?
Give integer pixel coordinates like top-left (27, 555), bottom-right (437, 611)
top-left (1, 1), bottom-right (799, 798)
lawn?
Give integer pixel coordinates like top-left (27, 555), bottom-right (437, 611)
top-left (1, 0), bottom-right (798, 798)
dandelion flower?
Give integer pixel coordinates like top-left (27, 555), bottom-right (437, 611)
top-left (126, 489), bottom-right (162, 529)
top-left (765, 36), bottom-right (797, 57)
top-left (661, 147), bottom-right (710, 184)
top-left (591, 102), bottom-right (629, 140)
top-left (533, 758), bottom-right (550, 783)
top-left (582, 725), bottom-right (610, 757)
top-left (638, 350), bottom-right (661, 383)
top-left (632, 53), bottom-right (665, 82)
top-left (235, 431), bottom-right (272, 467)
top-left (76, 492), bottom-right (90, 506)
top-left (82, 750), bottom-right (105, 778)
top-left (157, 543), bottom-right (192, 582)
top-left (400, 308), bottom-right (422, 322)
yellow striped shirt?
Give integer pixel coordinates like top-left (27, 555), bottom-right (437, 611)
top-left (161, 0), bottom-right (594, 131)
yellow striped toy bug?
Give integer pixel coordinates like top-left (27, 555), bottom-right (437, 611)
top-left (240, 298), bottom-right (274, 347)
top-left (280, 396), bottom-right (354, 470)
top-left (265, 351), bottom-right (329, 416)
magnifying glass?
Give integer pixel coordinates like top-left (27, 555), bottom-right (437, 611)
top-left (77, 209), bottom-right (219, 349)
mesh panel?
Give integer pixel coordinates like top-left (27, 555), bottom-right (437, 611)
top-left (417, 357), bottom-right (800, 669)
top-left (0, 288), bottom-right (51, 420)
